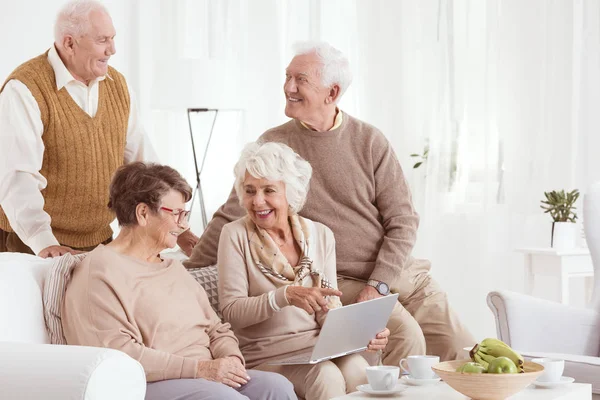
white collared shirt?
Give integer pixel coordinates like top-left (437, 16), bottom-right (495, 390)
top-left (0, 45), bottom-right (157, 255)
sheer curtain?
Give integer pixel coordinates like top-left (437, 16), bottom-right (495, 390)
top-left (352, 0), bottom-right (600, 338)
top-left (129, 0), bottom-right (600, 338)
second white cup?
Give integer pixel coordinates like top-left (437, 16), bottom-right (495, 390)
top-left (400, 355), bottom-right (440, 379)
top-left (531, 358), bottom-right (564, 383)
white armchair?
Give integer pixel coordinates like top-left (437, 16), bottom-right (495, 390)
top-left (487, 182), bottom-right (600, 394)
top-left (0, 253), bottom-right (146, 400)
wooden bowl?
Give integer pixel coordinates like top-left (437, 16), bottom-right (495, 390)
top-left (432, 359), bottom-right (543, 400)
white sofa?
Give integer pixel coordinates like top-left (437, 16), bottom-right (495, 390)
top-left (487, 290), bottom-right (600, 394)
top-left (0, 252), bottom-right (146, 400)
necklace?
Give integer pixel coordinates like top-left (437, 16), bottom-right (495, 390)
top-left (272, 234), bottom-right (292, 248)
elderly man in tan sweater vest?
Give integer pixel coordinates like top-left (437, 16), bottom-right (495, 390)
top-left (186, 41), bottom-right (475, 365)
top-left (0, 0), bottom-right (198, 258)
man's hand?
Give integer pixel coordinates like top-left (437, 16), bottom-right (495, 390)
top-left (286, 286), bottom-right (343, 314)
top-left (38, 245), bottom-right (83, 258)
top-left (354, 285), bottom-right (383, 303)
top-left (177, 229), bottom-right (199, 256)
top-left (367, 328), bottom-right (390, 352)
top-left (196, 357), bottom-right (250, 388)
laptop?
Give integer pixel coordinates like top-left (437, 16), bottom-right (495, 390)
top-left (269, 293), bottom-right (399, 365)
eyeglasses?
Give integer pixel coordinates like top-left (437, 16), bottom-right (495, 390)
top-left (159, 207), bottom-right (190, 226)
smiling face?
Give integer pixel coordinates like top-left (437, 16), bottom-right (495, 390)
top-left (63, 9), bottom-right (116, 84)
top-left (284, 52), bottom-right (335, 124)
top-left (146, 189), bottom-right (188, 250)
top-left (241, 172), bottom-right (290, 231)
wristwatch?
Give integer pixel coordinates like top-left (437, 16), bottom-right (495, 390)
top-left (367, 279), bottom-right (390, 296)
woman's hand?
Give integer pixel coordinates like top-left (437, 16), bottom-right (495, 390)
top-left (286, 286), bottom-right (343, 314)
top-left (196, 357), bottom-right (250, 388)
top-left (367, 328), bottom-right (390, 352)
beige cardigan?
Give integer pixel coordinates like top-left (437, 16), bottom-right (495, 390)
top-left (217, 216), bottom-right (338, 368)
top-left (62, 245), bottom-right (243, 382)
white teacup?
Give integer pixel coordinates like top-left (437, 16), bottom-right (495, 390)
top-left (531, 358), bottom-right (565, 383)
top-left (366, 366), bottom-right (400, 391)
top-left (400, 355), bottom-right (440, 379)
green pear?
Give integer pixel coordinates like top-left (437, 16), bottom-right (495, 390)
top-left (456, 362), bottom-right (487, 373)
top-left (487, 356), bottom-right (518, 374)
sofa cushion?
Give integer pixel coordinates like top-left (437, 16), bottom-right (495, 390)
top-left (523, 351), bottom-right (600, 394)
top-left (188, 266), bottom-right (220, 316)
top-left (43, 253), bottom-right (88, 344)
top-left (0, 253), bottom-right (53, 343)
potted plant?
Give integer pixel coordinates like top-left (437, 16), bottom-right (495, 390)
top-left (540, 189), bottom-right (580, 250)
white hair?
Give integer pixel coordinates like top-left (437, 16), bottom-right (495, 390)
top-left (54, 0), bottom-right (109, 44)
top-left (234, 142), bottom-right (313, 214)
top-left (292, 41), bottom-right (353, 101)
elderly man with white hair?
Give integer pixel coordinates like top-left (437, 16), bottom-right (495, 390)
top-left (0, 0), bottom-right (198, 258)
top-left (187, 41), bottom-right (475, 365)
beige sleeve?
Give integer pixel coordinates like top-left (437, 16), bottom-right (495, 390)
top-left (63, 272), bottom-right (198, 382)
top-left (217, 223), bottom-right (289, 331)
top-left (185, 187), bottom-right (247, 269)
top-left (316, 226), bottom-right (339, 327)
top-left (322, 226), bottom-right (339, 289)
top-left (193, 279), bottom-right (245, 364)
top-left (370, 136), bottom-right (419, 284)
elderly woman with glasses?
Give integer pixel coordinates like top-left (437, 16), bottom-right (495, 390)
top-left (62, 162), bottom-right (296, 400)
top-left (217, 142), bottom-right (390, 400)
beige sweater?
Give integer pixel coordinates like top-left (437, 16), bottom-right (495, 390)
top-left (62, 245), bottom-right (243, 382)
top-left (187, 113), bottom-right (419, 284)
top-left (218, 217), bottom-right (337, 368)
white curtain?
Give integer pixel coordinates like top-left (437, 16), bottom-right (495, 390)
top-left (129, 0), bottom-right (600, 339)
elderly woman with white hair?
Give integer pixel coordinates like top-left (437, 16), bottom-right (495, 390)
top-left (217, 142), bottom-right (390, 400)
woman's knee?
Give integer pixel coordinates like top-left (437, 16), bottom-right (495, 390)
top-left (305, 360), bottom-right (346, 395)
top-left (335, 354), bottom-right (369, 392)
top-left (145, 378), bottom-right (244, 400)
top-left (243, 370), bottom-right (297, 400)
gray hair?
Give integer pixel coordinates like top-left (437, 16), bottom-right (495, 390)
top-left (54, 0), bottom-right (109, 44)
top-left (234, 142), bottom-right (312, 214)
top-left (292, 41), bottom-right (353, 101)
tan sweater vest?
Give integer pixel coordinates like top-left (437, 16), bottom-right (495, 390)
top-left (0, 51), bottom-right (129, 248)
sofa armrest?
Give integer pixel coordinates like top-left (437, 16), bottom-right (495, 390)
top-left (0, 342), bottom-right (146, 400)
top-left (487, 290), bottom-right (600, 356)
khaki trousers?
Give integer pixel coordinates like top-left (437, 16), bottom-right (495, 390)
top-left (0, 228), bottom-right (110, 255)
top-left (337, 261), bottom-right (475, 366)
top-left (254, 353), bottom-right (368, 400)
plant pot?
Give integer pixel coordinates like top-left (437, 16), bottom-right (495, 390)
top-left (551, 222), bottom-right (578, 251)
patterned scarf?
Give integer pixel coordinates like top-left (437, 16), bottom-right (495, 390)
top-left (244, 214), bottom-right (341, 308)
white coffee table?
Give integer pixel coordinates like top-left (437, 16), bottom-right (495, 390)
top-left (332, 381), bottom-right (592, 399)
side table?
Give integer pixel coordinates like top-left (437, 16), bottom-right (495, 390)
top-left (517, 248), bottom-right (593, 305)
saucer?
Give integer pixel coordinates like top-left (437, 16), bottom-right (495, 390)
top-left (401, 375), bottom-right (441, 386)
top-left (356, 383), bottom-right (407, 395)
top-left (532, 376), bottom-right (575, 388)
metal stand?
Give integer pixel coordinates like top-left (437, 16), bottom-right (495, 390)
top-left (187, 108), bottom-right (241, 229)
top-left (187, 108), bottom-right (218, 229)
